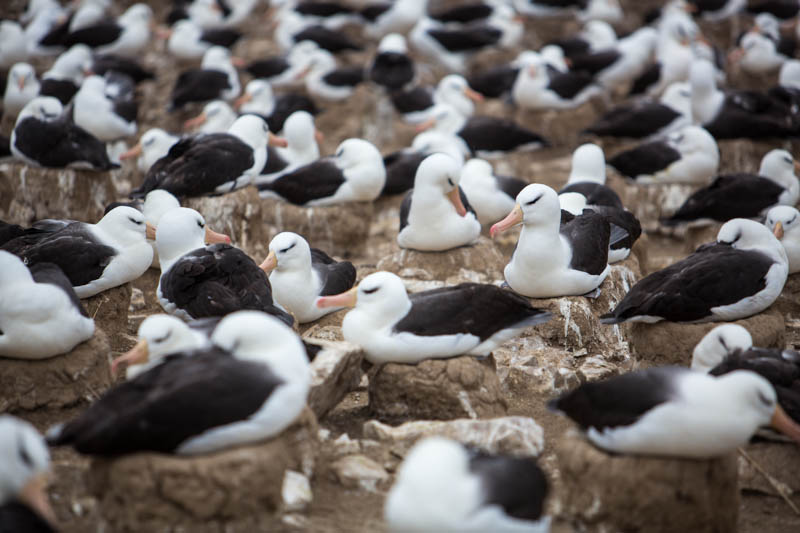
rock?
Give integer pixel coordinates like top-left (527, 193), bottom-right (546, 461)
top-left (716, 139), bottom-right (792, 175)
top-left (330, 455), bottom-right (389, 493)
top-left (531, 256), bottom-right (641, 353)
top-left (281, 471), bottom-right (312, 513)
top-left (130, 267), bottom-right (162, 315)
top-left (368, 355), bottom-right (507, 421)
top-left (184, 187), bottom-right (271, 260)
top-left (82, 283), bottom-right (133, 353)
top-left (299, 311), bottom-right (347, 342)
top-left (376, 236), bottom-right (506, 283)
top-left (557, 432), bottom-right (739, 533)
top-left (612, 176), bottom-right (698, 233)
top-left (0, 162), bottom-right (117, 225)
top-left (363, 416), bottom-right (545, 457)
top-left (87, 408), bottom-right (319, 532)
top-left (738, 441), bottom-right (800, 497)
top-left (0, 330), bottom-right (111, 414)
top-left (261, 197), bottom-right (374, 258)
top-left (307, 340), bottom-right (365, 419)
top-left (516, 97), bottom-right (605, 147)
top-left (629, 309), bottom-right (785, 367)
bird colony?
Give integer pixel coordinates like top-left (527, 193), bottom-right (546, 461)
top-left (4, 0), bottom-right (800, 531)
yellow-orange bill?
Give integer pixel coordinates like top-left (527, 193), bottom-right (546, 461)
top-left (316, 287), bottom-right (357, 309)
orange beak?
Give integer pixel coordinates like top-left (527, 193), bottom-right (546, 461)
top-left (111, 339), bottom-right (148, 378)
top-left (316, 286), bottom-right (357, 308)
top-left (184, 111), bottom-right (207, 129)
top-left (119, 142), bottom-right (143, 160)
top-left (269, 132), bottom-right (288, 148)
top-left (463, 87), bottom-right (484, 103)
top-left (728, 48), bottom-right (744, 63)
top-left (415, 117), bottom-right (436, 133)
top-left (259, 250), bottom-right (277, 274)
top-left (294, 65), bottom-right (312, 81)
top-left (233, 92), bottom-right (252, 109)
top-left (230, 56), bottom-right (247, 68)
top-left (19, 474), bottom-right (56, 528)
top-left (771, 404), bottom-right (800, 445)
top-left (18, 77), bottom-right (25, 91)
top-left (155, 26), bottom-right (172, 39)
top-left (490, 204), bottom-right (523, 238)
top-left (774, 221), bottom-right (784, 240)
top-left (205, 226), bottom-right (231, 244)
top-left (314, 129), bottom-right (324, 143)
top-left (527, 65), bottom-right (537, 77)
top-left (448, 187), bottom-right (467, 217)
top-left (145, 222), bottom-right (157, 240)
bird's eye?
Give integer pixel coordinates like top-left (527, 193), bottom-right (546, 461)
top-left (784, 156), bottom-right (793, 165)
top-left (208, 108), bottom-right (218, 116)
top-left (790, 216), bottom-right (797, 225)
top-left (129, 216), bottom-right (143, 225)
top-left (718, 336), bottom-right (728, 351)
top-left (757, 390), bottom-right (773, 407)
top-left (280, 242), bottom-right (296, 253)
top-left (197, 220), bottom-right (205, 228)
top-left (18, 441), bottom-right (32, 468)
top-left (336, 149), bottom-right (344, 157)
top-left (447, 178), bottom-right (454, 187)
top-left (144, 138), bottom-right (155, 146)
top-left (362, 286), bottom-right (379, 294)
top-left (525, 194), bottom-right (543, 206)
top-left (153, 330), bottom-right (172, 344)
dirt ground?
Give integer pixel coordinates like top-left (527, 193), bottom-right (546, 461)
top-left (4, 0), bottom-right (800, 531)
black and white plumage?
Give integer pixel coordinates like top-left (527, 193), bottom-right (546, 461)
top-left (558, 143), bottom-right (623, 209)
top-left (134, 114), bottom-right (277, 199)
top-left (72, 75), bottom-right (137, 142)
top-left (409, 17), bottom-right (503, 73)
top-left (10, 96), bottom-right (117, 171)
top-left (301, 48), bottom-right (364, 101)
top-left (119, 128), bottom-right (181, 174)
top-left (391, 74), bottom-right (483, 124)
top-left (259, 232), bottom-right (356, 323)
top-left (385, 437), bottom-right (550, 533)
top-left (550, 365), bottom-right (800, 457)
top-left (397, 153), bottom-right (481, 251)
top-left (690, 59), bottom-right (799, 139)
top-left (692, 324), bottom-right (800, 423)
top-left (0, 252), bottom-right (94, 359)
top-left (155, 208), bottom-right (291, 325)
top-left (765, 205), bottom-right (800, 273)
top-left (662, 149), bottom-right (799, 226)
top-left (1, 206), bottom-right (153, 299)
top-left (418, 104), bottom-right (548, 157)
top-left (548, 19), bottom-right (618, 60)
top-left (257, 138), bottom-right (385, 206)
top-left (583, 81), bottom-right (691, 138)
top-left (602, 219), bottom-right (789, 324)
top-left (166, 19), bottom-right (242, 60)
top-left (459, 158), bottom-right (528, 225)
top-left (360, 0), bottom-right (429, 39)
top-left (512, 53), bottom-right (601, 110)
top-left (90, 53), bottom-right (154, 84)
top-left (260, 110), bottom-right (321, 180)
top-left (63, 3), bottom-right (153, 58)
top-left (492, 184), bottom-right (611, 298)
top-left (234, 79), bottom-right (320, 133)
top-left (276, 11), bottom-right (362, 52)
top-left (608, 125), bottom-right (719, 185)
top-left (38, 44), bottom-right (92, 105)
top-left (368, 33), bottom-right (415, 91)
top-left (381, 132), bottom-right (467, 196)
top-left (47, 311), bottom-right (310, 455)
top-left (0, 416), bottom-right (56, 532)
top-left (245, 41), bottom-right (319, 88)
top-left (568, 27), bottom-right (658, 91)
top-left (558, 192), bottom-right (641, 264)
top-left (317, 271), bottom-right (551, 364)
top-left (169, 46), bottom-right (240, 110)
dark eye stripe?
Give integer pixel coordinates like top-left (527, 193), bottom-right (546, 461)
top-left (362, 287), bottom-right (378, 294)
top-left (280, 242), bottom-right (296, 253)
top-left (525, 194), bottom-right (543, 206)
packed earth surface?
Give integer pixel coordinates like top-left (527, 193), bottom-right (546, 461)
top-left (3, 0), bottom-right (800, 531)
